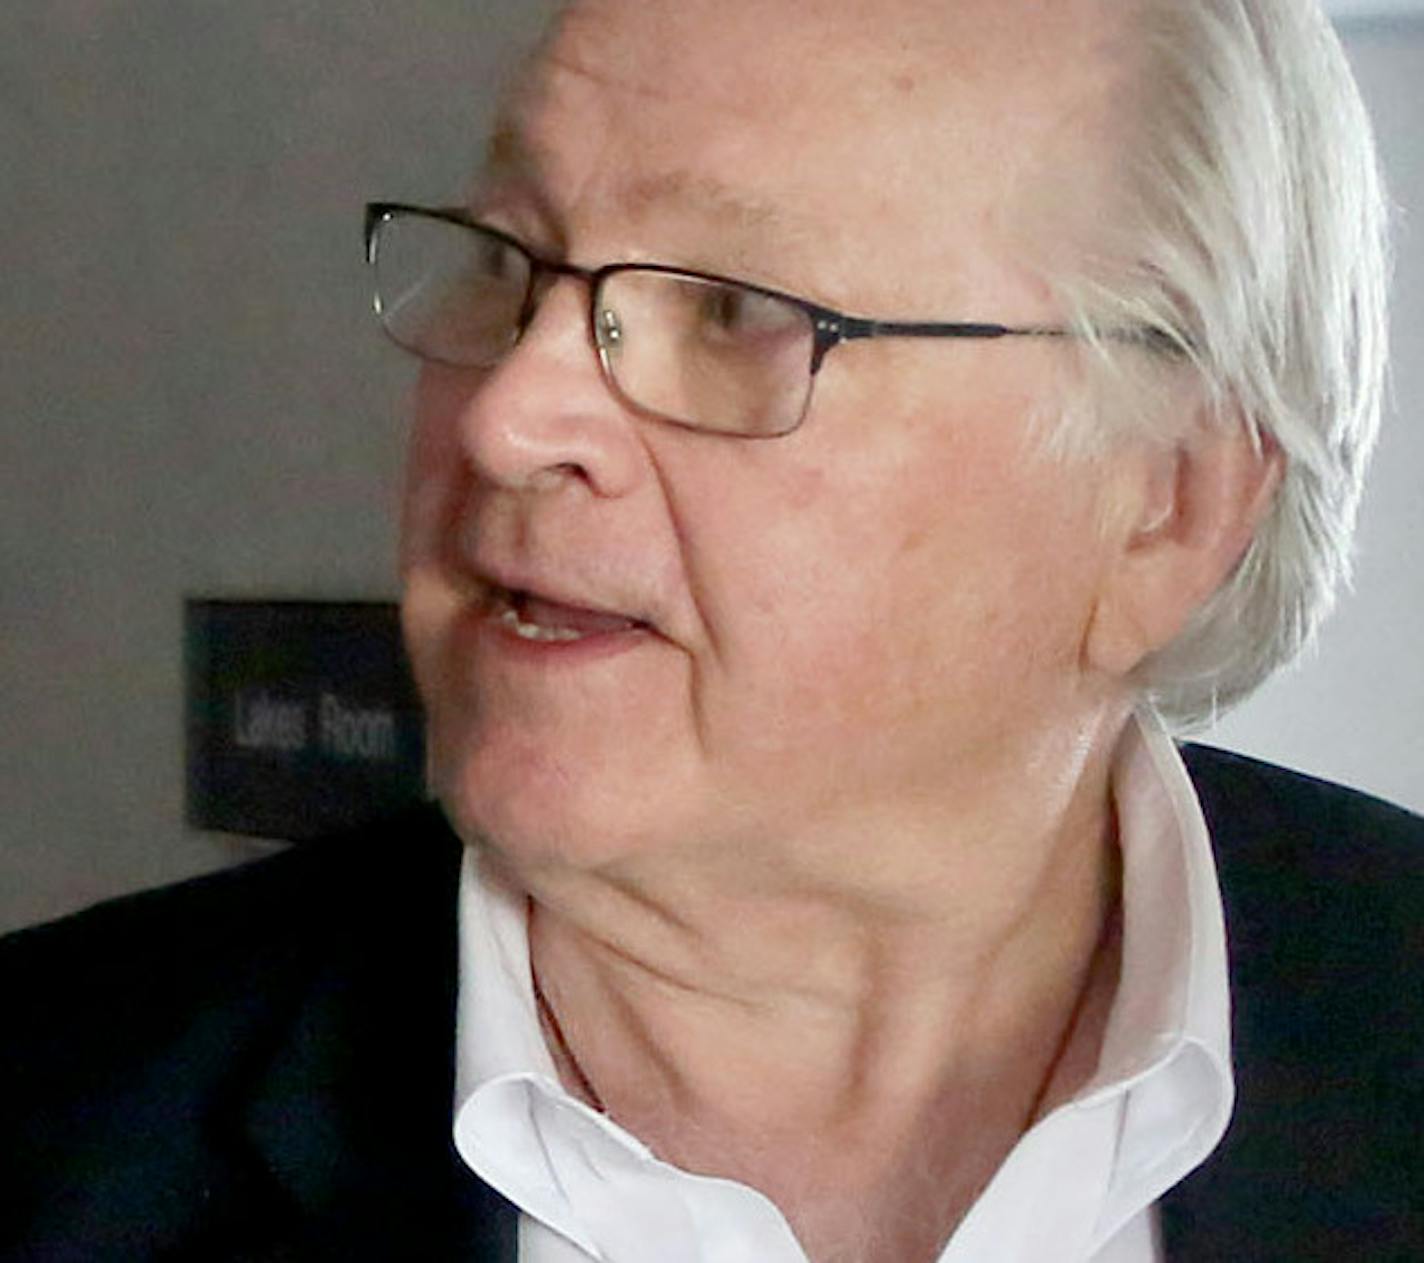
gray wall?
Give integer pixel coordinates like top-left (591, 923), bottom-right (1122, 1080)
top-left (1, 1), bottom-right (552, 932)
top-left (2, 8), bottom-right (1421, 935)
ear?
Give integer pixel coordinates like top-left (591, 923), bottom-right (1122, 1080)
top-left (1084, 418), bottom-right (1283, 680)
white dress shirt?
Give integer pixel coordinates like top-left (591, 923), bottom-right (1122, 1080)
top-left (452, 711), bottom-right (1234, 1262)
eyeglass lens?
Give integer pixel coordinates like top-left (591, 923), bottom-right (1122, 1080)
top-left (373, 214), bottom-right (530, 367)
top-left (372, 211), bottom-right (817, 436)
top-left (595, 271), bottom-right (815, 436)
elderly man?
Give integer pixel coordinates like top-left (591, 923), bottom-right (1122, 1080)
top-left (3, 0), bottom-right (1420, 1260)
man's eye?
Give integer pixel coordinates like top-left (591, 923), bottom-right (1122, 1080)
top-left (698, 284), bottom-right (795, 338)
top-left (474, 237), bottom-right (521, 283)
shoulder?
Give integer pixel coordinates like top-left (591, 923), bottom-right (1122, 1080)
top-left (1181, 742), bottom-right (1424, 860)
top-left (1180, 741), bottom-right (1422, 1026)
top-left (1164, 748), bottom-right (1423, 1256)
top-left (0, 802), bottom-right (461, 1152)
top-left (0, 802), bottom-right (498, 1259)
top-left (0, 803), bottom-right (465, 1256)
top-left (1180, 742), bottom-right (1423, 980)
top-left (0, 800), bottom-right (461, 1016)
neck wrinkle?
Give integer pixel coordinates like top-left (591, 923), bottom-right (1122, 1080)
top-left (521, 730), bottom-right (1122, 1156)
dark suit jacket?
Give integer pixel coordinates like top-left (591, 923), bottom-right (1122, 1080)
top-left (2, 746), bottom-right (1421, 1262)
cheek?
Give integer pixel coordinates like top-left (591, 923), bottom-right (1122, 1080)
top-left (398, 374), bottom-right (480, 727)
top-left (685, 415), bottom-right (1106, 774)
top-left (400, 373), bottom-right (472, 572)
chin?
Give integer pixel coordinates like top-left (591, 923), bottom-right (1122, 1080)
top-left (430, 724), bottom-right (688, 876)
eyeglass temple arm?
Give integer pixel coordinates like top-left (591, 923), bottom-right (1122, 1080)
top-left (808, 313), bottom-right (1069, 371)
top-left (816, 314), bottom-right (1179, 363)
top-left (840, 317), bottom-right (1068, 341)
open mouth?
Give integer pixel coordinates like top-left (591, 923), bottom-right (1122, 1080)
top-left (486, 587), bottom-right (648, 644)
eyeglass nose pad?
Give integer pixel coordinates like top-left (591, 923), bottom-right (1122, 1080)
top-left (595, 306), bottom-right (623, 355)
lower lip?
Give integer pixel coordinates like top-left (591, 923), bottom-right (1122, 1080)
top-left (459, 604), bottom-right (656, 664)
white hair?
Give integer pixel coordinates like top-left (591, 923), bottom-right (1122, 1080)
top-left (1045, 0), bottom-right (1390, 728)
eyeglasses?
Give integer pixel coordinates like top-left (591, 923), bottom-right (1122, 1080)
top-left (365, 201), bottom-right (1095, 438)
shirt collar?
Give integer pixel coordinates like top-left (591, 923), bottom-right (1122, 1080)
top-left (1090, 708), bottom-right (1232, 1090)
top-left (453, 851), bottom-right (555, 1099)
top-left (1080, 708), bottom-right (1234, 1244)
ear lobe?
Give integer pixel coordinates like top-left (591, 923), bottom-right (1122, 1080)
top-left (1085, 421), bottom-right (1282, 680)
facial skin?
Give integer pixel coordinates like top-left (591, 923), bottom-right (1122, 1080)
top-left (404, 0), bottom-right (1144, 882)
top-left (399, 0), bottom-right (1145, 904)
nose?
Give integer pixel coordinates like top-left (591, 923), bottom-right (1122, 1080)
top-left (429, 277), bottom-right (645, 498)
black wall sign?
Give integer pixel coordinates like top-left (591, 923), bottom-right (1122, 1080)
top-left (185, 600), bottom-right (427, 841)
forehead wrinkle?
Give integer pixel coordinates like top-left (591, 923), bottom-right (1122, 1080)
top-left (540, 38), bottom-right (684, 108)
top-left (495, 18), bottom-right (817, 217)
top-left (473, 37), bottom-right (640, 218)
top-left (625, 171), bottom-right (782, 232)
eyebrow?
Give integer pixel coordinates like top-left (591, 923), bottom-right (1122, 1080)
top-left (625, 163), bottom-right (783, 223)
top-left (479, 121), bottom-right (814, 271)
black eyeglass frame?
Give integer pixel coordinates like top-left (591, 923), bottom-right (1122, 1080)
top-left (365, 202), bottom-right (1174, 434)
top-left (365, 200), bottom-right (1077, 366)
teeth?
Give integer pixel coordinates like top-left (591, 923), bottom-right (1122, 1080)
top-left (495, 604), bottom-right (584, 643)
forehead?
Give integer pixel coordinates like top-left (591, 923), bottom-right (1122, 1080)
top-left (524, 0), bottom-right (1116, 134)
top-left (490, 0), bottom-right (1125, 302)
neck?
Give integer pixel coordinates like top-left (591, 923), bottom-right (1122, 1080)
top-left (526, 792), bottom-right (1119, 1125)
top-left (510, 713), bottom-right (1130, 1258)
